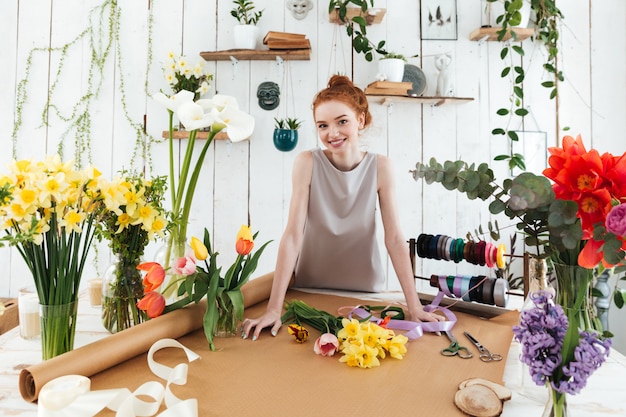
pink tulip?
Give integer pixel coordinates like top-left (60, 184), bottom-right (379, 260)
top-left (314, 333), bottom-right (339, 356)
top-left (172, 255), bottom-right (197, 276)
top-left (606, 203), bottom-right (626, 236)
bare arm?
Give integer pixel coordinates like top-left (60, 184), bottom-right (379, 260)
top-left (377, 155), bottom-right (441, 322)
top-left (242, 151), bottom-right (313, 340)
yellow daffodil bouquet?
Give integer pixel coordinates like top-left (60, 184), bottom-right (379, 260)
top-left (0, 155), bottom-right (112, 359)
top-left (282, 300), bottom-right (409, 368)
top-left (95, 172), bottom-right (169, 333)
top-left (153, 62), bottom-right (255, 299)
top-left (136, 225), bottom-right (270, 351)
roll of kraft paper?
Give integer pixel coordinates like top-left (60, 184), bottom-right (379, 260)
top-left (19, 272), bottom-right (275, 403)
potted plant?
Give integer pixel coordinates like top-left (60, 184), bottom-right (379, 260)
top-left (273, 117), bottom-right (302, 152)
top-left (230, 0), bottom-right (264, 49)
top-left (329, 0), bottom-right (382, 62)
top-left (487, 0), bottom-right (563, 171)
top-left (378, 52), bottom-right (407, 82)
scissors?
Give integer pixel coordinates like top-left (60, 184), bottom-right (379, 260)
top-left (464, 332), bottom-right (503, 362)
top-left (441, 330), bottom-right (473, 359)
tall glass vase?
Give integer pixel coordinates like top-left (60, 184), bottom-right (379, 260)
top-left (552, 262), bottom-right (599, 332)
top-left (542, 386), bottom-right (568, 417)
top-left (102, 254), bottom-right (145, 333)
top-left (40, 300), bottom-right (78, 360)
top-left (520, 256), bottom-right (555, 392)
top-left (215, 293), bottom-right (240, 338)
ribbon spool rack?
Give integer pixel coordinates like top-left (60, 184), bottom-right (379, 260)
top-left (408, 234), bottom-right (510, 308)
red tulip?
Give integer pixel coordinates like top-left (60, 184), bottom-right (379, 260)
top-left (137, 291), bottom-right (166, 318)
top-left (138, 262), bottom-right (165, 292)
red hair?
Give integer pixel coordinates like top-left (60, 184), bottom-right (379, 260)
top-left (312, 75), bottom-right (372, 128)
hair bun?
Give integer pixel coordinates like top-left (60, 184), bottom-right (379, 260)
top-left (327, 74), bottom-right (353, 89)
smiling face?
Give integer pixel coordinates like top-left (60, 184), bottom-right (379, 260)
top-left (314, 100), bottom-right (364, 152)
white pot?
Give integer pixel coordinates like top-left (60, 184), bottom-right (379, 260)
top-left (378, 58), bottom-right (405, 83)
top-left (233, 24), bottom-right (258, 49)
top-left (488, 0), bottom-right (531, 28)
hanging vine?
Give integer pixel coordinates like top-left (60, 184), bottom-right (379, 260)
top-left (11, 0), bottom-right (156, 170)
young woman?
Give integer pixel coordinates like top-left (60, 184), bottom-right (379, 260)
top-left (242, 75), bottom-right (442, 341)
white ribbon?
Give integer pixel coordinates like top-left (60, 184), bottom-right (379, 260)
top-left (37, 338), bottom-right (200, 417)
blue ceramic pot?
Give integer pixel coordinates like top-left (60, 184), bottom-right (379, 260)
top-left (273, 129), bottom-right (298, 152)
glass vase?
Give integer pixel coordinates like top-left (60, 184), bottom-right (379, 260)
top-left (101, 254), bottom-right (145, 333)
top-left (552, 262), bottom-right (598, 332)
top-left (542, 386), bottom-right (568, 417)
top-left (40, 301), bottom-right (78, 360)
top-left (154, 235), bottom-right (191, 301)
top-left (215, 294), bottom-right (239, 338)
top-left (520, 256), bottom-right (557, 392)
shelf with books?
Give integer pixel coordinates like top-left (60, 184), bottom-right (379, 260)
top-left (199, 48), bottom-right (310, 61)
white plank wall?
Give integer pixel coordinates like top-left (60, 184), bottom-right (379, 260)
top-left (0, 0), bottom-right (624, 351)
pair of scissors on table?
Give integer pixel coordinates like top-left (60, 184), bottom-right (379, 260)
top-left (463, 332), bottom-right (503, 362)
top-left (441, 330), bottom-right (473, 359)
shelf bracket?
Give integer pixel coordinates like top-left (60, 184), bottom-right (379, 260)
top-left (275, 56), bottom-right (284, 79)
top-left (229, 56), bottom-right (239, 79)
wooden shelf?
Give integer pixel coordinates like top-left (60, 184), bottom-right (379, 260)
top-left (469, 27), bottom-right (535, 42)
top-left (200, 48), bottom-right (310, 61)
top-left (328, 7), bottom-right (386, 25)
top-left (162, 131), bottom-right (230, 140)
top-left (366, 95), bottom-right (474, 107)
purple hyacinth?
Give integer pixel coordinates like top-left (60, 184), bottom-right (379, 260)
top-left (513, 291), bottom-right (612, 395)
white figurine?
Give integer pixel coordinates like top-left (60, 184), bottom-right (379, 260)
top-left (435, 53), bottom-right (454, 97)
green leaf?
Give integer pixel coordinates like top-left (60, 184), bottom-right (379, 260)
top-left (501, 67), bottom-right (511, 77)
top-left (512, 45), bottom-right (524, 56)
top-left (225, 289), bottom-right (245, 320)
top-left (508, 130), bottom-right (519, 141)
top-left (515, 108), bottom-right (529, 117)
top-left (614, 289), bottom-right (625, 309)
top-left (492, 128), bottom-right (506, 135)
top-left (203, 269), bottom-right (221, 351)
top-left (497, 108), bottom-right (509, 116)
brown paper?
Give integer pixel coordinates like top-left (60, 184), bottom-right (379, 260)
top-left (89, 290), bottom-right (518, 417)
top-left (18, 272), bottom-right (275, 402)
top-left (20, 272), bottom-right (518, 417)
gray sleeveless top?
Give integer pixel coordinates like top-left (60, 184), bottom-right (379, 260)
top-left (294, 148), bottom-right (385, 292)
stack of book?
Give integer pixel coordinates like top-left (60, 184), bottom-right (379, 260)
top-left (263, 31), bottom-right (311, 50)
top-left (364, 80), bottom-right (413, 96)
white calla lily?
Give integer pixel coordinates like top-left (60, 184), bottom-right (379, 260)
top-left (177, 101), bottom-right (216, 131)
top-left (153, 90), bottom-right (195, 113)
top-left (211, 105), bottom-right (255, 142)
top-left (209, 94), bottom-right (240, 111)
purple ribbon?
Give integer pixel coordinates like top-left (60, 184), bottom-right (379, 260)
top-left (346, 293), bottom-right (457, 341)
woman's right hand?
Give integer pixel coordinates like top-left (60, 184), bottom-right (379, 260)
top-left (241, 309), bottom-right (283, 341)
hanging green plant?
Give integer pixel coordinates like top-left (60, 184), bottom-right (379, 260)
top-left (488, 0), bottom-right (563, 171)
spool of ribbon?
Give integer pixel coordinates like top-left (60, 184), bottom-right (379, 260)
top-left (37, 339), bottom-right (199, 417)
top-left (415, 233), bottom-right (506, 269)
top-left (430, 274), bottom-right (509, 307)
